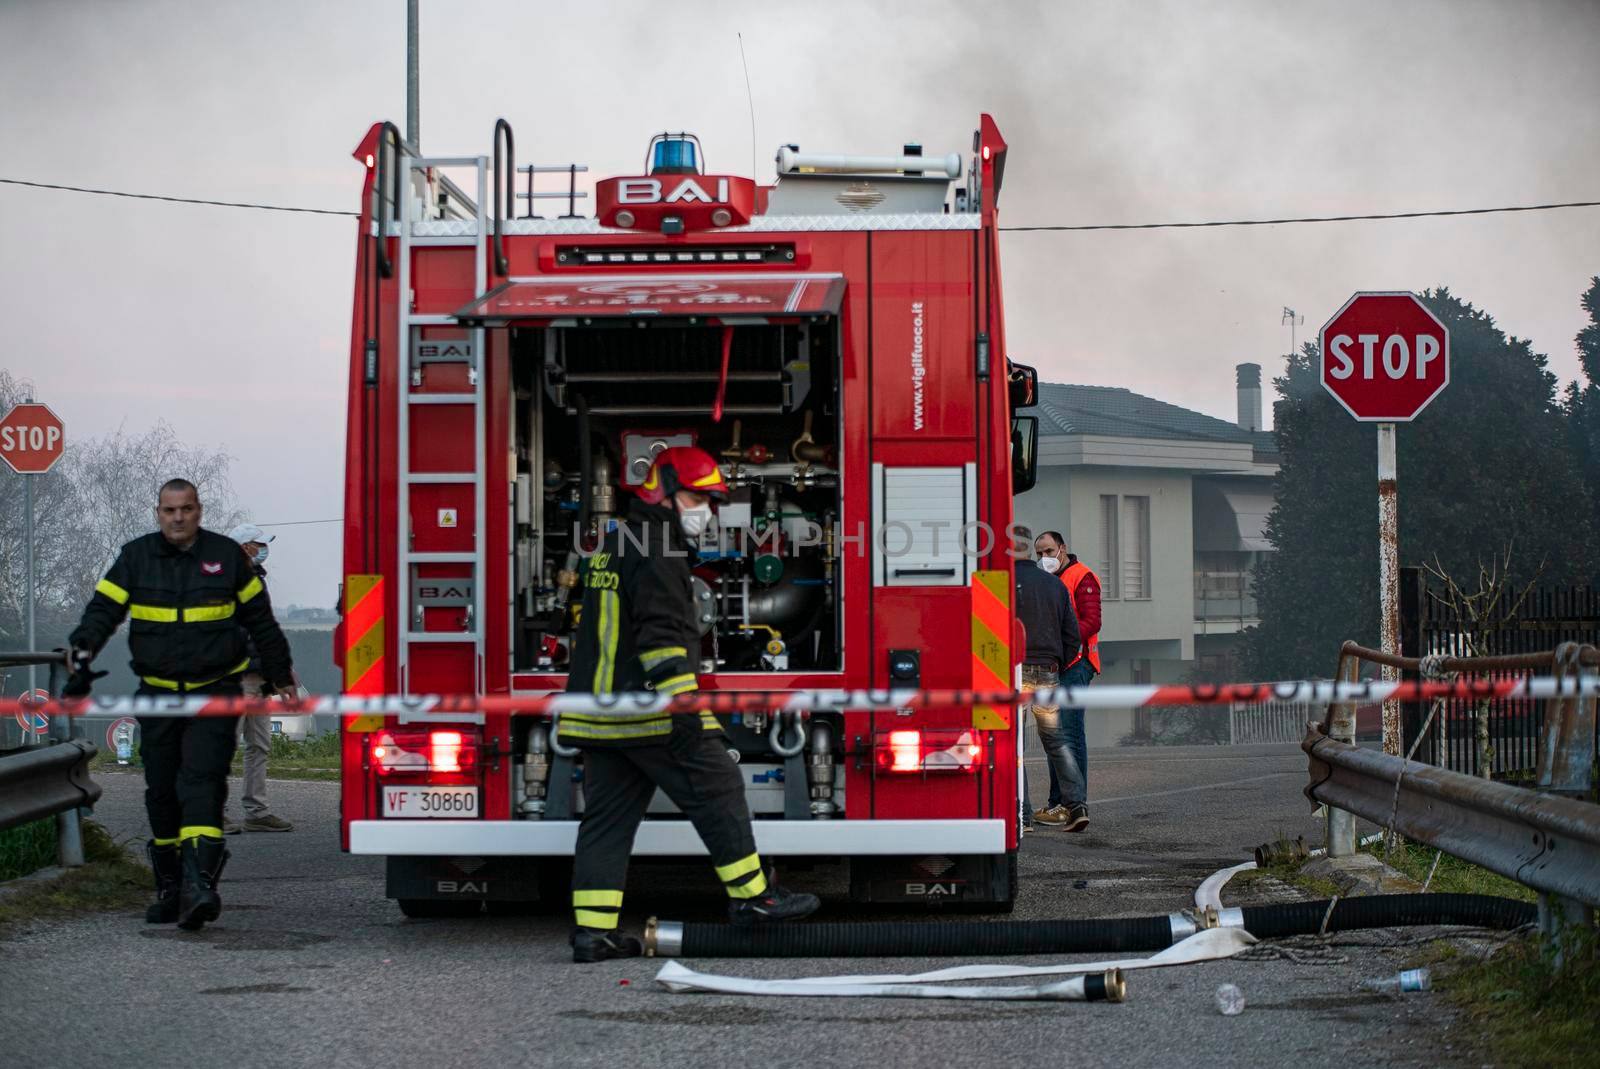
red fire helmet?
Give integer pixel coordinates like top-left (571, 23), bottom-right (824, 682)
top-left (635, 445), bottom-right (730, 505)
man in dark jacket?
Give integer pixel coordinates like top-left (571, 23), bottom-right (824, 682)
top-left (562, 446), bottom-right (818, 963)
top-left (68, 479), bottom-right (295, 930)
top-left (1012, 526), bottom-right (1084, 833)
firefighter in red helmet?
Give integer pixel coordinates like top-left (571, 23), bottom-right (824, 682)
top-left (562, 445), bottom-right (819, 962)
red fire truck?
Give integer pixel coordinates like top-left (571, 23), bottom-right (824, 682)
top-left (337, 115), bottom-right (1041, 916)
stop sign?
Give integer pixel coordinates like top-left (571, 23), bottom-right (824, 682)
top-left (1320, 292), bottom-right (1450, 421)
top-left (0, 402), bottom-right (66, 474)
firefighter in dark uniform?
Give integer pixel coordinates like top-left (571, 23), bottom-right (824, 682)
top-left (562, 446), bottom-right (819, 962)
top-left (67, 479), bottom-right (295, 930)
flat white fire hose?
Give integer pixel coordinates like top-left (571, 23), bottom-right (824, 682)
top-left (1196, 861), bottom-right (1258, 912)
top-left (654, 927), bottom-right (1255, 1000)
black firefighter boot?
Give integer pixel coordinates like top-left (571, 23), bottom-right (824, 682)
top-left (145, 841), bottom-right (181, 924)
top-left (570, 927), bottom-right (643, 964)
top-left (728, 872), bottom-right (821, 926)
top-left (177, 835), bottom-right (230, 931)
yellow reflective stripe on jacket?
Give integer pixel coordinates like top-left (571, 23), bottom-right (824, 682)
top-left (574, 908), bottom-right (620, 930)
top-left (141, 657), bottom-right (251, 691)
top-left (179, 825), bottom-right (224, 842)
top-left (655, 673), bottom-right (697, 696)
top-left (237, 576), bottom-right (264, 603)
top-left (592, 589), bottom-right (619, 693)
top-left (129, 603), bottom-right (236, 623)
top-left (715, 852), bottom-right (763, 883)
top-left (557, 717), bottom-right (673, 741)
top-left (724, 870), bottom-right (769, 899)
top-left (639, 646), bottom-right (687, 669)
top-left (572, 889), bottom-right (624, 908)
top-left (95, 578), bottom-right (130, 605)
top-left (152, 836), bottom-right (179, 847)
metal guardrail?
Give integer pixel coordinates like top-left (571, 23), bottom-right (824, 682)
top-left (0, 738), bottom-right (101, 835)
top-left (1303, 727), bottom-right (1600, 907)
top-left (0, 649), bottom-right (88, 867)
top-left (1307, 642), bottom-right (1598, 959)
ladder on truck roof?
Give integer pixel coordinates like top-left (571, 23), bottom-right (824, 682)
top-left (395, 150), bottom-right (489, 708)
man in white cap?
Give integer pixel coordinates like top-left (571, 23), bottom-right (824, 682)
top-left (224, 523), bottom-right (294, 833)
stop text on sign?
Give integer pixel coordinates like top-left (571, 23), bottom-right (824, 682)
top-left (1319, 292), bottom-right (1450, 422)
top-left (0, 423), bottom-right (62, 451)
top-left (1326, 333), bottom-right (1442, 381)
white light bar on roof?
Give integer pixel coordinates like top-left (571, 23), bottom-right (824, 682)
top-left (776, 146), bottom-right (962, 178)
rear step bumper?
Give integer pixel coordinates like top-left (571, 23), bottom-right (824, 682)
top-left (350, 818), bottom-right (1005, 856)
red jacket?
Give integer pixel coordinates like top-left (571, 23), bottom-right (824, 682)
top-left (1060, 556), bottom-right (1101, 672)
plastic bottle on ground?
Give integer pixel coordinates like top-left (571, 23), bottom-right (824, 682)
top-left (1358, 968), bottom-right (1431, 994)
top-left (1214, 983), bottom-right (1246, 1015)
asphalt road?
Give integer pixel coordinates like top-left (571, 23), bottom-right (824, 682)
top-left (2, 743), bottom-right (1495, 1069)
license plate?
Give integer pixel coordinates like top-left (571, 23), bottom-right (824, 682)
top-left (381, 785), bottom-right (479, 818)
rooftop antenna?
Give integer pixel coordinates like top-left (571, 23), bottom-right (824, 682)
top-left (737, 33), bottom-right (757, 181)
top-left (1281, 306), bottom-right (1304, 356)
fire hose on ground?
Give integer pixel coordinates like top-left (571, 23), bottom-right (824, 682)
top-left (642, 893), bottom-right (1534, 961)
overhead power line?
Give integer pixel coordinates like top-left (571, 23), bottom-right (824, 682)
top-left (256, 518), bottom-right (344, 527)
top-left (3, 175), bottom-right (1597, 230)
top-left (999, 199), bottom-right (1600, 232)
top-left (0, 178), bottom-right (359, 217)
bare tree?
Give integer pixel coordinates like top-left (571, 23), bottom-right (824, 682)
top-left (1422, 545), bottom-right (1544, 779)
top-left (0, 369), bottom-right (243, 648)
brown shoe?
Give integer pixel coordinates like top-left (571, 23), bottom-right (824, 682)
top-left (1035, 805), bottom-right (1071, 826)
top-left (243, 814), bottom-right (294, 832)
top-left (1062, 805), bottom-right (1090, 833)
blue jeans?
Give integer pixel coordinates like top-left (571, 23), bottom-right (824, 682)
top-left (1020, 664), bottom-right (1084, 824)
top-left (1046, 659), bottom-right (1093, 808)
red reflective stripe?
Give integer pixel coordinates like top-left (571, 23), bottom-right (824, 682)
top-left (971, 650), bottom-right (1005, 687)
top-left (346, 578), bottom-right (384, 648)
top-left (971, 577), bottom-right (1008, 642)
top-left (349, 654), bottom-right (385, 696)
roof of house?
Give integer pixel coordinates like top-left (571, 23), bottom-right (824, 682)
top-left (1035, 382), bottom-right (1280, 460)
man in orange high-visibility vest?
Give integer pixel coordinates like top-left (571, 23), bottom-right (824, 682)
top-left (1034, 530), bottom-right (1099, 832)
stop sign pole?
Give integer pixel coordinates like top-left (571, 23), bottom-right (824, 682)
top-left (1320, 292), bottom-right (1451, 772)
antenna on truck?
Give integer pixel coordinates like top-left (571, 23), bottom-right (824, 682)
top-left (738, 32), bottom-right (758, 181)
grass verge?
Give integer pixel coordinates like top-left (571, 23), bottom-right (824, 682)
top-left (1416, 934), bottom-right (1600, 1069)
top-left (90, 730), bottom-right (342, 782)
top-left (1361, 839), bottom-right (1535, 902)
top-left (0, 818), bottom-right (57, 881)
top-left (0, 821), bottom-right (148, 938)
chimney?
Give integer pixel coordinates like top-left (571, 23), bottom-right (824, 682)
top-left (1236, 363), bottom-right (1262, 432)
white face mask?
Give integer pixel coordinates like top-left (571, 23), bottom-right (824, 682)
top-left (677, 503), bottom-right (714, 539)
top-left (252, 542), bottom-right (270, 564)
top-left (1037, 554), bottom-right (1060, 574)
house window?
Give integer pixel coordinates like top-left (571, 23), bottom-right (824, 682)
top-left (1098, 495), bottom-right (1119, 599)
top-left (1121, 495), bottom-right (1151, 599)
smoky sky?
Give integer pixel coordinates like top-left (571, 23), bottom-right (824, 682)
top-left (2, 0), bottom-right (1598, 608)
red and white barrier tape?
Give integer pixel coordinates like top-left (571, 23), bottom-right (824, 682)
top-left (0, 676), bottom-right (1593, 720)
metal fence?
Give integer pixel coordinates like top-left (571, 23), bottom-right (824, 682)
top-left (1400, 568), bottom-right (1600, 777)
top-left (1228, 701), bottom-right (1307, 745)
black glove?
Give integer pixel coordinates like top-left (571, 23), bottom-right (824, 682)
top-left (61, 667), bottom-right (107, 699)
top-left (57, 646), bottom-right (105, 699)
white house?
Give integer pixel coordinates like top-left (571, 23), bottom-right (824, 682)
top-left (1013, 364), bottom-right (1278, 745)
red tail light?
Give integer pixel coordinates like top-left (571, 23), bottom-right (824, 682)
top-left (874, 729), bottom-right (983, 773)
top-left (372, 729), bottom-right (479, 781)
